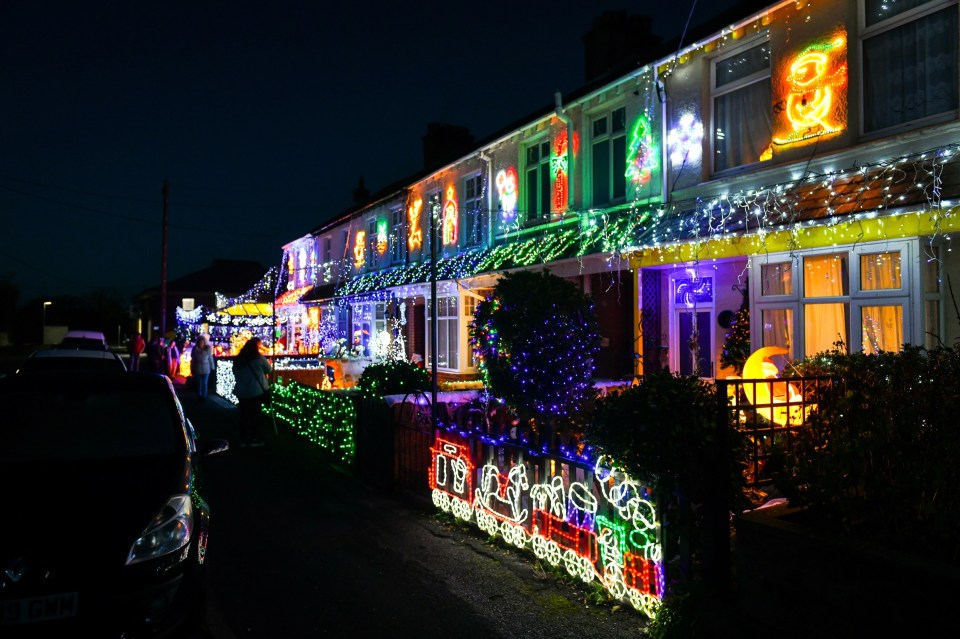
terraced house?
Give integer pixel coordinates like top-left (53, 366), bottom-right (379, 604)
top-left (273, 0), bottom-right (960, 385)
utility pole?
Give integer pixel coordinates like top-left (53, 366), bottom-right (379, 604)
top-left (160, 179), bottom-right (170, 340)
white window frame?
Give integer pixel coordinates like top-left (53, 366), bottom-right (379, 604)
top-left (589, 105), bottom-right (627, 207)
top-left (426, 294), bottom-right (460, 371)
top-left (751, 239), bottom-right (918, 359)
top-left (523, 139), bottom-right (552, 222)
top-left (462, 173), bottom-right (484, 247)
top-left (667, 271), bottom-right (716, 378)
top-left (390, 206), bottom-right (406, 265)
top-left (858, 0), bottom-right (959, 138)
top-left (710, 36), bottom-right (772, 175)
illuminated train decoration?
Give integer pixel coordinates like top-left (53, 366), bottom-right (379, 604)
top-left (429, 437), bottom-right (664, 617)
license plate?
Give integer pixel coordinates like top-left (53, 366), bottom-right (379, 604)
top-left (0, 592), bottom-right (78, 625)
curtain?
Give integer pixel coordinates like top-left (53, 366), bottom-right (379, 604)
top-left (804, 254), bottom-right (847, 354)
top-left (714, 77), bottom-right (773, 171)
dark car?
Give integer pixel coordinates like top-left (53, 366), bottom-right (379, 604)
top-left (16, 348), bottom-right (127, 374)
top-left (0, 372), bottom-right (228, 636)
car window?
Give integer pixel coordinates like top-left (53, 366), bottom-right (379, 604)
top-left (58, 337), bottom-right (108, 350)
top-left (0, 388), bottom-right (181, 462)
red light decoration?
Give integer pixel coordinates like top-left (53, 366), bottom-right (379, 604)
top-left (551, 131), bottom-right (579, 214)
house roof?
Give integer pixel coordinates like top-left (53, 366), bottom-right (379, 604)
top-left (137, 259), bottom-right (269, 298)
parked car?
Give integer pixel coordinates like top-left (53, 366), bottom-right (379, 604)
top-left (0, 372), bottom-right (229, 636)
top-left (16, 347), bottom-right (127, 374)
top-left (58, 329), bottom-right (109, 351)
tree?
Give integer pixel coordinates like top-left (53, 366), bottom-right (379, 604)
top-left (469, 269), bottom-right (601, 429)
top-left (719, 287), bottom-right (750, 375)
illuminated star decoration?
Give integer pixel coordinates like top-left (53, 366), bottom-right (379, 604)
top-left (495, 167), bottom-right (519, 223)
top-left (626, 115), bottom-right (657, 185)
top-left (667, 113), bottom-right (704, 168)
top-left (442, 186), bottom-right (458, 246)
top-left (407, 198), bottom-right (423, 251)
top-left (774, 33), bottom-right (847, 145)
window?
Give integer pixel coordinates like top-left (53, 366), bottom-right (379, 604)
top-left (524, 140), bottom-right (551, 221)
top-left (352, 301), bottom-right (387, 357)
top-left (462, 174), bottom-right (484, 247)
top-left (464, 294), bottom-right (479, 368)
top-left (323, 236), bottom-right (332, 263)
top-left (426, 296), bottom-right (459, 369)
top-left (390, 206), bottom-right (405, 264)
top-left (591, 106), bottom-right (626, 206)
top-left (427, 191), bottom-right (442, 250)
top-left (862, 0), bottom-right (958, 134)
top-left (752, 241), bottom-right (912, 358)
top-left (366, 218), bottom-right (377, 268)
top-left (340, 230), bottom-right (349, 260)
top-left (712, 40), bottom-right (772, 172)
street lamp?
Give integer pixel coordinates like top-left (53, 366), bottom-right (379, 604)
top-left (42, 301), bottom-right (52, 345)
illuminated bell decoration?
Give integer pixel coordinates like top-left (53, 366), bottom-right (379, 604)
top-left (496, 167), bottom-right (519, 222)
top-left (407, 198), bottom-right (423, 251)
top-left (354, 230), bottom-right (366, 268)
top-left (626, 115), bottom-right (657, 185)
top-left (442, 186), bottom-right (458, 246)
top-left (667, 113), bottom-right (704, 168)
top-left (773, 33), bottom-right (847, 145)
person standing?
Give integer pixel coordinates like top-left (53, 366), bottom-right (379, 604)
top-left (190, 335), bottom-right (215, 401)
top-left (128, 332), bottom-right (145, 372)
top-left (146, 335), bottom-right (165, 374)
top-left (167, 339), bottom-right (181, 378)
top-left (232, 336), bottom-right (272, 447)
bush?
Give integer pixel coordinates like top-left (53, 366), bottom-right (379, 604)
top-left (356, 360), bottom-right (432, 397)
top-left (775, 345), bottom-right (960, 564)
top-left (469, 269), bottom-right (601, 425)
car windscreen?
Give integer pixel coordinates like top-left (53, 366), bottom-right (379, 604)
top-left (58, 337), bottom-right (107, 350)
top-left (0, 387), bottom-right (182, 462)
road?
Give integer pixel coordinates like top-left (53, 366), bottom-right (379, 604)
top-left (176, 387), bottom-right (651, 639)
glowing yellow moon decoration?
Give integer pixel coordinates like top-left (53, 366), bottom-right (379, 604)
top-left (741, 346), bottom-right (811, 426)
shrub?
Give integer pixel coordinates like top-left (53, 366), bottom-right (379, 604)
top-left (356, 360), bottom-right (432, 397)
top-left (774, 345), bottom-right (960, 564)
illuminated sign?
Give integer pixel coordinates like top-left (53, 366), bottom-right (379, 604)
top-left (376, 219), bottom-right (388, 255)
top-left (495, 167), bottom-right (518, 222)
top-left (774, 33), bottom-right (847, 146)
top-left (442, 186), bottom-right (458, 246)
top-left (353, 230), bottom-right (366, 268)
top-left (551, 131), bottom-right (578, 213)
top-left (407, 198), bottom-right (423, 251)
top-left (626, 115), bottom-right (657, 185)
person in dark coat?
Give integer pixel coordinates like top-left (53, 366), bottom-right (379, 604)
top-left (145, 335), bottom-right (165, 374)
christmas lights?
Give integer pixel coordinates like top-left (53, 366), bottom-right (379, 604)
top-left (495, 167), bottom-right (519, 223)
top-left (667, 113), bottom-right (704, 168)
top-left (774, 32), bottom-right (848, 145)
top-left (408, 198), bottom-right (423, 251)
top-left (442, 185), bottom-right (458, 246)
top-left (626, 115), bottom-right (657, 185)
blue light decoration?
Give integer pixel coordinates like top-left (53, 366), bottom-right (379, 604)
top-left (674, 274), bottom-right (713, 306)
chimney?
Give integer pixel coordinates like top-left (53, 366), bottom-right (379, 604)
top-left (582, 11), bottom-right (661, 83)
top-left (352, 175), bottom-right (369, 206)
top-left (421, 123), bottom-right (475, 171)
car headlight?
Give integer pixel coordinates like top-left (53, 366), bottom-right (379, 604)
top-left (126, 494), bottom-right (194, 565)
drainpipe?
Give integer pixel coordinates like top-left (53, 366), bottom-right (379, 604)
top-left (554, 91), bottom-right (574, 213)
top-left (479, 150), bottom-right (493, 245)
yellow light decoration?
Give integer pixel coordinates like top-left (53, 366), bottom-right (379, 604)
top-left (307, 306), bottom-right (320, 328)
top-left (740, 346), bottom-right (811, 426)
top-left (774, 33), bottom-right (847, 146)
top-left (442, 186), bottom-right (458, 246)
top-left (354, 230), bottom-right (366, 268)
top-left (407, 198), bottom-right (423, 251)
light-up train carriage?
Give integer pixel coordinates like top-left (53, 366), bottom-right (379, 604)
top-left (429, 438), bottom-right (474, 521)
top-left (593, 458), bottom-right (664, 618)
top-left (529, 476), bottom-right (601, 583)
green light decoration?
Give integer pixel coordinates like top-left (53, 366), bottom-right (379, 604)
top-left (626, 115), bottom-right (657, 185)
top-left (266, 379), bottom-right (356, 463)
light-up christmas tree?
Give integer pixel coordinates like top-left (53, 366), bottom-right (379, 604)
top-left (720, 290), bottom-right (750, 375)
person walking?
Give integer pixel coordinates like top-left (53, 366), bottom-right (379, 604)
top-left (128, 332), bottom-right (145, 372)
top-left (190, 335), bottom-right (215, 401)
top-left (167, 339), bottom-right (181, 378)
top-left (232, 336), bottom-right (272, 447)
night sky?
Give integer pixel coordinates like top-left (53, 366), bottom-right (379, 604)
top-left (2, 0), bottom-right (744, 305)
